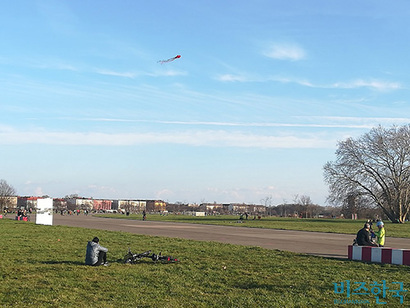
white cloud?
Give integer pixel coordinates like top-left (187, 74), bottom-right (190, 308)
top-left (216, 74), bottom-right (249, 82)
top-left (268, 76), bottom-right (315, 87)
top-left (4, 117), bottom-right (408, 149)
top-left (0, 128), bottom-right (335, 148)
top-left (270, 76), bottom-right (400, 91)
top-left (57, 117), bottom-right (376, 129)
top-left (87, 184), bottom-right (119, 196)
top-left (305, 116), bottom-right (410, 125)
top-left (35, 187), bottom-right (44, 196)
top-left (150, 70), bottom-right (187, 77)
top-left (263, 43), bottom-right (306, 61)
top-left (330, 79), bottom-right (401, 91)
top-left (95, 69), bottom-right (187, 78)
top-left (96, 69), bottom-right (137, 78)
top-left (155, 189), bottom-right (176, 200)
top-left (215, 70), bottom-right (400, 92)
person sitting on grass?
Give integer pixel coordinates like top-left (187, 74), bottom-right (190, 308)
top-left (373, 221), bottom-right (386, 247)
top-left (356, 223), bottom-right (378, 247)
top-left (85, 237), bottom-right (109, 266)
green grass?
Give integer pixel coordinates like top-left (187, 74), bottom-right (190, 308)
top-left (95, 213), bottom-right (410, 238)
top-left (1, 219), bottom-right (409, 307)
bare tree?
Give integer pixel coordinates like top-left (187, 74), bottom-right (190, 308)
top-left (294, 194), bottom-right (313, 218)
top-left (324, 125), bottom-right (410, 223)
top-left (261, 195), bottom-right (273, 215)
top-left (0, 179), bottom-right (17, 212)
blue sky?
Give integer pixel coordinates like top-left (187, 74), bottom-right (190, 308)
top-left (1, 1), bottom-right (410, 205)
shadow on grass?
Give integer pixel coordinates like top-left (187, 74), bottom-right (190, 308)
top-left (304, 252), bottom-right (348, 260)
top-left (41, 259), bottom-right (174, 266)
top-left (297, 252), bottom-right (410, 271)
top-left (42, 260), bottom-right (85, 265)
top-left (341, 258), bottom-right (410, 270)
top-left (115, 258), bottom-right (180, 265)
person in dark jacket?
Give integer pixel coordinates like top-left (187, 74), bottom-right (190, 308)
top-left (85, 237), bottom-right (109, 266)
top-left (356, 223), bottom-right (378, 246)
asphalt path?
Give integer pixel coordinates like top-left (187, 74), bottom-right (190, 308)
top-left (52, 214), bottom-right (410, 259)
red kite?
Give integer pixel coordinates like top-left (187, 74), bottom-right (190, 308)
top-left (158, 55), bottom-right (181, 64)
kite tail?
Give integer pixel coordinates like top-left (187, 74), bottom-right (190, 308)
top-left (157, 55), bottom-right (181, 64)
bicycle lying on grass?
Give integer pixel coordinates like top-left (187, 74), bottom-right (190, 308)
top-left (123, 248), bottom-right (179, 264)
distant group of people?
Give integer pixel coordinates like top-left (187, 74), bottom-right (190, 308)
top-left (239, 212), bottom-right (261, 220)
top-left (58, 209), bottom-right (89, 216)
top-left (355, 220), bottom-right (385, 247)
top-left (15, 208), bottom-right (31, 221)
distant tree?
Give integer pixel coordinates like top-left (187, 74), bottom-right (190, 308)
top-left (0, 179), bottom-right (17, 212)
top-left (324, 125), bottom-right (410, 223)
top-left (261, 195), bottom-right (273, 215)
top-left (322, 206), bottom-right (342, 218)
top-left (293, 194), bottom-right (313, 218)
top-left (336, 192), bottom-right (374, 220)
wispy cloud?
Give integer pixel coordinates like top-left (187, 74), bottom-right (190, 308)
top-left (263, 43), bottom-right (306, 61)
top-left (148, 70), bottom-right (187, 77)
top-left (215, 72), bottom-right (400, 91)
top-left (0, 127), bottom-right (336, 148)
top-left (302, 116), bottom-right (410, 126)
top-left (216, 74), bottom-right (249, 82)
top-left (95, 69), bottom-right (187, 78)
top-left (271, 76), bottom-right (401, 91)
top-left (21, 116), bottom-right (405, 149)
top-left (69, 118), bottom-right (376, 129)
top-left (34, 60), bottom-right (79, 72)
top-left (95, 69), bottom-right (138, 78)
top-left (330, 79), bottom-right (401, 91)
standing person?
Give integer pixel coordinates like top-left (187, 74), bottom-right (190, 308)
top-left (142, 210), bottom-right (146, 221)
top-left (373, 221), bottom-right (386, 247)
top-left (356, 223), bottom-right (378, 246)
top-left (85, 237), bottom-right (109, 266)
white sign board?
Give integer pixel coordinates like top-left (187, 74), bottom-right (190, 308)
top-left (36, 198), bottom-right (53, 225)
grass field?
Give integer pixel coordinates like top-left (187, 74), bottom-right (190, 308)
top-left (95, 213), bottom-right (410, 238)
top-left (1, 219), bottom-right (409, 307)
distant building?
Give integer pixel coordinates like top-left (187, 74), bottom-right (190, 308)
top-left (228, 203), bottom-right (248, 214)
top-left (53, 198), bottom-right (67, 211)
top-left (146, 200), bottom-right (166, 212)
top-left (200, 203), bottom-right (223, 213)
top-left (112, 200), bottom-right (146, 213)
top-left (18, 196), bottom-right (41, 210)
top-left (248, 205), bottom-right (266, 214)
top-left (66, 197), bottom-right (93, 211)
top-left (227, 203), bottom-right (266, 214)
top-left (93, 199), bottom-right (112, 211)
top-left (0, 196), bottom-right (17, 210)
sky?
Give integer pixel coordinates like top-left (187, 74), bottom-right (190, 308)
top-left (1, 1), bottom-right (410, 206)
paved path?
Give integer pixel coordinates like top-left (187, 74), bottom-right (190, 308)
top-left (53, 215), bottom-right (410, 259)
